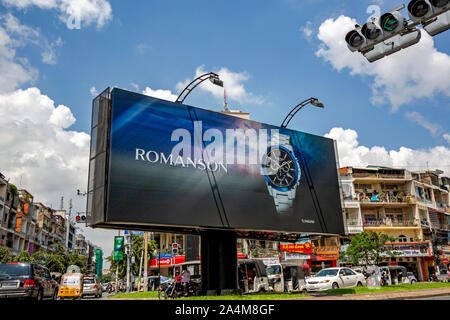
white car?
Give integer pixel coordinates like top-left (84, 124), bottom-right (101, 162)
top-left (306, 267), bottom-right (366, 292)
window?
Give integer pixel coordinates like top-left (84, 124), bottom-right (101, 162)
top-left (398, 235), bottom-right (407, 242)
top-left (33, 265), bottom-right (42, 277)
top-left (344, 268), bottom-right (356, 276)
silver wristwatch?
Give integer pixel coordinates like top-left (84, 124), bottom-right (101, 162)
top-left (264, 132), bottom-right (301, 215)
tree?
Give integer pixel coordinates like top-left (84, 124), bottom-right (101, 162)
top-left (67, 252), bottom-right (88, 274)
top-left (45, 254), bottom-right (67, 274)
top-left (0, 247), bottom-right (12, 263)
top-left (339, 231), bottom-right (399, 267)
top-left (14, 250), bottom-right (32, 262)
top-left (31, 251), bottom-right (46, 264)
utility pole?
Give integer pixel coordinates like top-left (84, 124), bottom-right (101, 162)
top-left (143, 232), bottom-right (148, 292)
top-left (137, 248), bottom-right (143, 292)
top-left (115, 230), bottom-right (120, 295)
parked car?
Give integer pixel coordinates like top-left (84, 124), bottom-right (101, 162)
top-left (407, 272), bottom-right (418, 284)
top-left (305, 267), bottom-right (366, 292)
top-left (0, 262), bottom-right (59, 300)
top-left (82, 276), bottom-right (102, 298)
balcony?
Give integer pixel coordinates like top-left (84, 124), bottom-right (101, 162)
top-left (357, 193), bottom-right (411, 205)
top-left (345, 219), bottom-right (364, 234)
top-left (352, 172), bottom-right (406, 180)
top-left (363, 219), bottom-right (419, 228)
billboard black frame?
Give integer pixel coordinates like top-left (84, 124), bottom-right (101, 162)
top-left (86, 88), bottom-right (346, 240)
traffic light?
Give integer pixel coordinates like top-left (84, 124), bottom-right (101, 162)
top-left (171, 243), bottom-right (179, 255)
top-left (345, 28), bottom-right (366, 52)
top-left (407, 0), bottom-right (450, 36)
top-left (345, 2), bottom-right (449, 62)
top-left (75, 214), bottom-right (86, 223)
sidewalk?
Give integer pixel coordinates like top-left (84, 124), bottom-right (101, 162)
top-left (299, 287), bottom-right (450, 300)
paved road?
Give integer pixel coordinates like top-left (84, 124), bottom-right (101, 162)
top-left (410, 295), bottom-right (450, 300)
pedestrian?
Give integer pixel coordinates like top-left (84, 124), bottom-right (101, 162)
top-left (181, 267), bottom-right (191, 297)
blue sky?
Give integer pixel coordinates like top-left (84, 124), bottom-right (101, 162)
top-left (0, 0), bottom-right (449, 258)
top-left (5, 0), bottom-right (449, 148)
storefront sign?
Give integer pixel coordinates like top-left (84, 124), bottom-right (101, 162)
top-left (150, 255), bottom-right (186, 268)
top-left (313, 252), bottom-right (340, 261)
top-left (280, 242), bottom-right (313, 253)
top-left (284, 253), bottom-right (311, 260)
top-left (383, 242), bottom-right (432, 257)
top-left (262, 258), bottom-right (280, 265)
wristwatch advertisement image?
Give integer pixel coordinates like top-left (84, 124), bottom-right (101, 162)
top-left (262, 132), bottom-right (301, 215)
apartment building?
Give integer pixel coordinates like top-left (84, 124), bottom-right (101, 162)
top-left (54, 210), bottom-right (76, 252)
top-left (340, 166), bottom-right (450, 281)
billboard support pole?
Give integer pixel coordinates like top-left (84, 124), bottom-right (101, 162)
top-left (200, 230), bottom-right (238, 296)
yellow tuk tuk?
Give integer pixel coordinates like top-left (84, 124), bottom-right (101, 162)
top-left (58, 273), bottom-right (84, 300)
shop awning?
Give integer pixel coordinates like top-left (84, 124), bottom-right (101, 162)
top-left (428, 207), bottom-right (450, 216)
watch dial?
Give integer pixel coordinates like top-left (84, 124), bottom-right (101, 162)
top-left (263, 148), bottom-right (297, 188)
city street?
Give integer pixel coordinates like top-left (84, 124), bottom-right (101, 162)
top-left (411, 295), bottom-right (450, 300)
top-left (0, 2), bottom-right (449, 318)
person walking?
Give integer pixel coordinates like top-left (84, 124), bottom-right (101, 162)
top-left (181, 267), bottom-right (191, 297)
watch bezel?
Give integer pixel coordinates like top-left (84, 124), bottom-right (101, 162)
top-left (262, 145), bottom-right (300, 192)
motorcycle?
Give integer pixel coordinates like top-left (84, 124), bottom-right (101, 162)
top-left (160, 279), bottom-right (184, 299)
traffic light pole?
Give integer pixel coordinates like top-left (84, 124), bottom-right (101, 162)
top-left (114, 230), bottom-right (120, 295)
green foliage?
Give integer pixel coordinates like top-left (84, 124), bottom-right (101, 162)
top-left (13, 250), bottom-right (32, 262)
top-left (9, 184), bottom-right (17, 196)
top-left (45, 254), bottom-right (67, 274)
top-left (339, 231), bottom-right (398, 267)
top-left (100, 273), bottom-right (113, 283)
top-left (67, 252), bottom-right (88, 274)
top-left (0, 247), bottom-right (12, 263)
top-left (31, 250), bottom-right (46, 263)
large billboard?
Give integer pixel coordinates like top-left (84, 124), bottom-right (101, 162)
top-left (87, 88), bottom-right (345, 236)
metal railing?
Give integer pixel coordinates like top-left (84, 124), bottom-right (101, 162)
top-left (363, 219), bottom-right (419, 227)
top-left (352, 173), bottom-right (406, 179)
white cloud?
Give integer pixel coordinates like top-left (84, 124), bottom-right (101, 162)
top-left (300, 21), bottom-right (314, 42)
top-left (142, 86), bottom-right (178, 102)
top-left (0, 12), bottom-right (115, 262)
top-left (176, 65), bottom-right (264, 105)
top-left (315, 15), bottom-right (450, 111)
top-left (41, 37), bottom-right (63, 65)
top-left (404, 111), bottom-right (442, 137)
top-left (0, 15), bottom-right (37, 93)
top-left (326, 127), bottom-right (450, 176)
top-left (2, 0), bottom-right (113, 29)
top-left (0, 87), bottom-right (116, 263)
top-left (444, 133), bottom-right (450, 145)
top-left (90, 86), bottom-right (98, 97)
top-left (130, 82), bottom-right (139, 91)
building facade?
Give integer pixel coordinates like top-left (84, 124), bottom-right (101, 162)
top-left (340, 166), bottom-right (450, 281)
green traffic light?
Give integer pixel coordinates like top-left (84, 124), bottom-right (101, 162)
top-left (382, 16), bottom-right (398, 31)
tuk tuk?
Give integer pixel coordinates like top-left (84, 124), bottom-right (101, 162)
top-left (380, 266), bottom-right (410, 285)
top-left (265, 263), bottom-right (284, 292)
top-left (238, 259), bottom-right (270, 293)
top-left (58, 273), bottom-right (84, 300)
top-left (281, 263), bottom-right (308, 293)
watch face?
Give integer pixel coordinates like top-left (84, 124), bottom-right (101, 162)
top-left (262, 146), bottom-right (299, 190)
